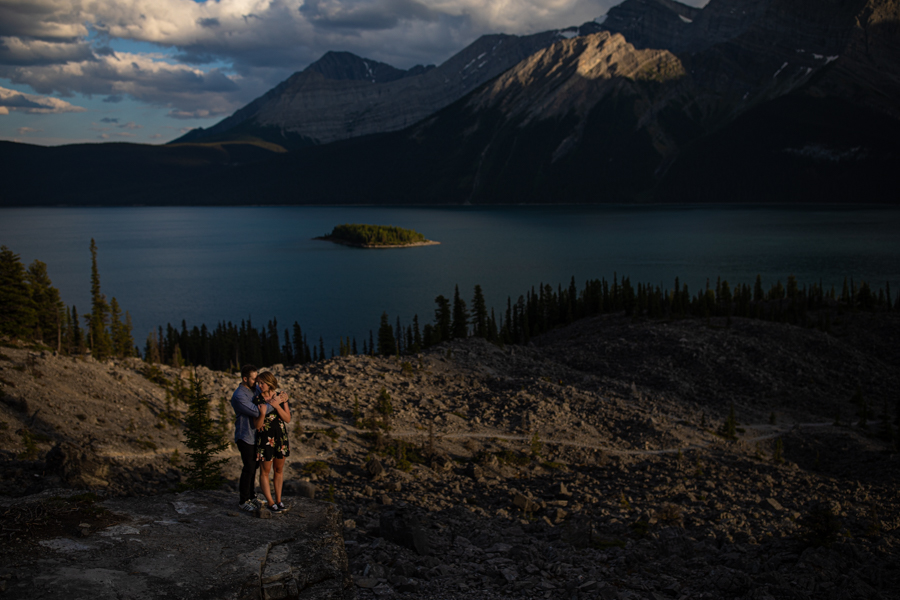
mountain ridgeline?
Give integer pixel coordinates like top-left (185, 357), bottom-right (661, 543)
top-left (2, 0), bottom-right (898, 206)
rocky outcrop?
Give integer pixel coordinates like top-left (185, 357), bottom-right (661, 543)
top-left (2, 490), bottom-right (353, 600)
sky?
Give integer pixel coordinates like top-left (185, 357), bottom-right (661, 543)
top-left (0, 0), bottom-right (704, 147)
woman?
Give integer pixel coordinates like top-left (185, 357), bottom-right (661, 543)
top-left (253, 371), bottom-right (291, 513)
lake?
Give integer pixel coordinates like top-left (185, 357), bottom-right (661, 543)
top-left (3, 205), bottom-right (899, 355)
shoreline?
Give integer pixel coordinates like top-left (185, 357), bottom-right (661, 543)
top-left (314, 235), bottom-right (440, 249)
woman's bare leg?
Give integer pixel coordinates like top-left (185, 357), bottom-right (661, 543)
top-left (273, 458), bottom-right (285, 504)
top-left (259, 461), bottom-right (275, 507)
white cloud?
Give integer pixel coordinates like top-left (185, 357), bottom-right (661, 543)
top-left (3, 51), bottom-right (243, 118)
top-left (0, 84), bottom-right (86, 113)
top-left (16, 125), bottom-right (41, 134)
top-left (0, 0), bottom-right (623, 122)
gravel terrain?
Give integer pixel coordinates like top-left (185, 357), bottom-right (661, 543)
top-left (1, 311), bottom-right (898, 599)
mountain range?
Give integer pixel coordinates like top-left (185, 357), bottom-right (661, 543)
top-left (2, 0), bottom-right (898, 205)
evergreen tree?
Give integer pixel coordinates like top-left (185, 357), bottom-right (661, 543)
top-left (26, 259), bottom-right (64, 349)
top-left (292, 322), bottom-right (304, 364)
top-left (282, 328), bottom-right (293, 364)
top-left (182, 376), bottom-right (230, 489)
top-left (109, 297), bottom-right (135, 357)
top-left (452, 285), bottom-right (468, 339)
top-left (434, 295), bottom-right (451, 342)
top-left (0, 245), bottom-right (36, 339)
top-left (471, 285), bottom-right (488, 338)
top-left (720, 404), bottom-right (738, 441)
top-left (412, 315), bottom-right (422, 353)
top-left (144, 331), bottom-right (161, 363)
top-left (70, 306), bottom-right (85, 353)
top-left (378, 312), bottom-right (397, 356)
top-left (88, 239), bottom-right (113, 359)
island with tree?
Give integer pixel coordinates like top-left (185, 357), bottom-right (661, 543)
top-left (315, 224), bottom-right (440, 248)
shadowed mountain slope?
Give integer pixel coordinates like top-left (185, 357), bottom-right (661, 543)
top-left (173, 28), bottom-right (593, 149)
top-left (1, 0), bottom-right (897, 206)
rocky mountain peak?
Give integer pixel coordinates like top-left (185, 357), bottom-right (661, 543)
top-left (469, 31), bottom-right (684, 124)
top-left (303, 50), bottom-right (434, 83)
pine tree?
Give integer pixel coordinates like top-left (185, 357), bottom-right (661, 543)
top-left (110, 297), bottom-right (134, 357)
top-left (412, 315), bottom-right (422, 353)
top-left (182, 376), bottom-right (230, 489)
top-left (434, 295), bottom-right (451, 342)
top-left (0, 245), bottom-right (36, 339)
top-left (378, 312), bottom-right (397, 356)
top-left (471, 285), bottom-right (488, 338)
top-left (88, 239), bottom-right (113, 359)
top-left (26, 259), bottom-right (64, 349)
top-left (452, 285), bottom-right (468, 339)
top-left (70, 306), bottom-right (85, 353)
top-left (720, 404), bottom-right (738, 441)
top-left (292, 322), bottom-right (304, 364)
top-left (144, 331), bottom-right (161, 363)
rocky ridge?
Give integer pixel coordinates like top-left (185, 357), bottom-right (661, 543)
top-left (177, 28), bottom-right (592, 148)
top-left (1, 311), bottom-right (898, 599)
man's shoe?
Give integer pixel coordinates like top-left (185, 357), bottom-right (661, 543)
top-left (239, 500), bottom-right (257, 513)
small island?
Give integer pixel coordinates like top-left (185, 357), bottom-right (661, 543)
top-left (315, 223), bottom-right (440, 248)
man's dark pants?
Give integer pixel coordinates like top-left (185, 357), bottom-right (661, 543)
top-left (237, 440), bottom-right (258, 504)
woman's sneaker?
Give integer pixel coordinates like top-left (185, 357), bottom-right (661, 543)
top-left (277, 502), bottom-right (286, 510)
top-left (268, 503), bottom-right (283, 514)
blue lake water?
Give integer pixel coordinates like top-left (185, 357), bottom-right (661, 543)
top-left (3, 205), bottom-right (899, 354)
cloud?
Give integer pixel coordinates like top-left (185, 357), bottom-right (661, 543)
top-left (2, 51), bottom-right (243, 118)
top-left (100, 117), bottom-right (119, 123)
top-left (299, 0), bottom-right (442, 31)
top-left (17, 126), bottom-right (42, 134)
top-left (0, 36), bottom-right (95, 66)
top-left (0, 85), bottom-right (87, 113)
top-left (0, 0), bottom-right (624, 123)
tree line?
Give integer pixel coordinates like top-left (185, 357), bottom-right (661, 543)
top-left (3, 240), bottom-right (895, 368)
top-left (0, 241), bottom-right (135, 360)
top-left (147, 273), bottom-right (897, 371)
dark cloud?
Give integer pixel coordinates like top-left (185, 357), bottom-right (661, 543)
top-left (0, 36), bottom-right (95, 66)
top-left (103, 95), bottom-right (124, 103)
top-left (299, 0), bottom-right (440, 31)
top-left (197, 18), bottom-right (220, 28)
top-left (100, 117), bottom-right (119, 123)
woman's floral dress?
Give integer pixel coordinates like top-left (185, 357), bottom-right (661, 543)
top-left (255, 397), bottom-right (290, 461)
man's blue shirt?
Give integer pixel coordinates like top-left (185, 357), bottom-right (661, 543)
top-left (231, 384), bottom-right (272, 445)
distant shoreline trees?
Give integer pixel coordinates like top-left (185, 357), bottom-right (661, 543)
top-left (4, 240), bottom-right (895, 371)
top-left (146, 272), bottom-right (898, 373)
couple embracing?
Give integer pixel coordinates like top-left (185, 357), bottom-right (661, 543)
top-left (231, 364), bottom-right (292, 513)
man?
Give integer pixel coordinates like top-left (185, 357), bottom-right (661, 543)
top-left (231, 364), bottom-right (273, 511)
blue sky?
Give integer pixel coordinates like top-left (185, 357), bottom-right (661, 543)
top-left (0, 0), bottom-right (705, 146)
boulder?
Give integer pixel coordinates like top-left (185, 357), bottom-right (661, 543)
top-left (365, 458), bottom-right (384, 480)
top-left (379, 509), bottom-right (431, 555)
top-left (45, 442), bottom-right (110, 489)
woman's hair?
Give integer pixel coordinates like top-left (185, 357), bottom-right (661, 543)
top-left (256, 371), bottom-right (279, 390)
